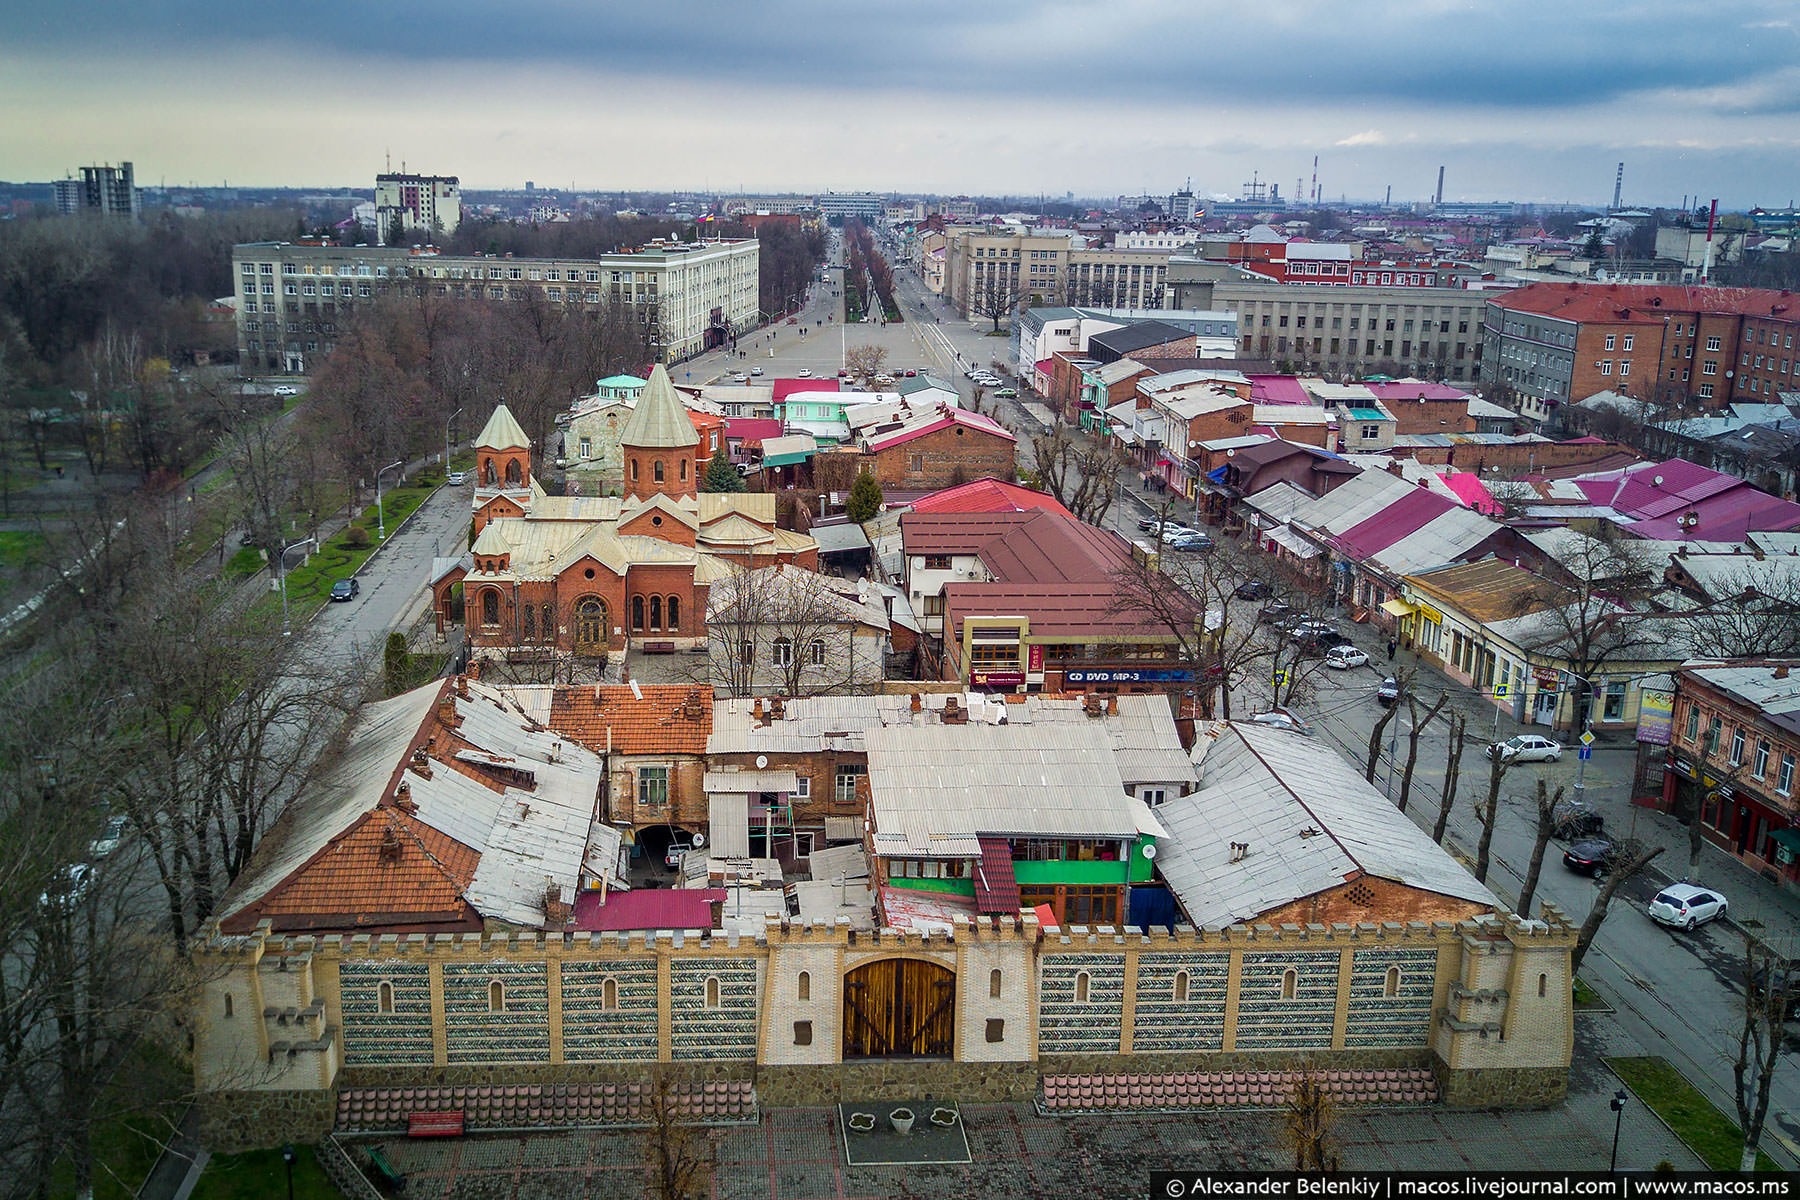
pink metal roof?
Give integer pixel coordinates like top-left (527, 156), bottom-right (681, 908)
top-left (1574, 458), bottom-right (1800, 540)
top-left (725, 417), bottom-right (784, 441)
top-left (1441, 472), bottom-right (1499, 515)
top-left (573, 888), bottom-right (724, 932)
top-left (771, 378), bottom-right (839, 402)
top-left (864, 408), bottom-right (1016, 453)
top-left (1333, 487), bottom-right (1456, 559)
top-left (910, 478), bottom-right (1073, 517)
top-left (1247, 375), bottom-right (1312, 405)
top-left (1365, 381), bottom-right (1473, 403)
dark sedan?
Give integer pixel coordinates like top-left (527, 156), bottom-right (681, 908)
top-left (1562, 838), bottom-right (1616, 877)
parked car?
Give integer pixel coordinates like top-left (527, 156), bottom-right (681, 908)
top-left (1308, 631), bottom-right (1354, 653)
top-left (994, 387), bottom-right (1019, 399)
top-left (446, 471), bottom-right (467, 486)
top-left (330, 578), bottom-right (360, 602)
top-left (1286, 619), bottom-right (1336, 641)
top-left (1169, 533), bottom-right (1214, 553)
top-left (1257, 602), bottom-right (1295, 625)
top-left (1552, 801), bottom-right (1604, 840)
top-left (730, 372), bottom-right (749, 383)
top-left (1489, 734), bottom-right (1563, 763)
top-left (1376, 676), bottom-right (1404, 706)
top-left (39, 862), bottom-right (92, 909)
top-left (1751, 960), bottom-right (1800, 1019)
top-left (1158, 524), bottom-right (1200, 544)
top-left (796, 368), bottom-right (813, 378)
top-left (272, 384), bottom-right (299, 397)
top-left (903, 369), bottom-right (917, 377)
top-left (88, 814), bottom-right (127, 859)
top-left (838, 369), bottom-right (849, 378)
top-left (664, 832), bottom-right (705, 868)
top-left (1233, 581), bottom-right (1272, 601)
top-left (1247, 708), bottom-right (1312, 736)
top-left (1325, 645), bottom-right (1369, 670)
top-left (750, 366), bottom-right (764, 376)
top-left (1562, 838), bottom-right (1616, 877)
top-left (1646, 882), bottom-right (1729, 930)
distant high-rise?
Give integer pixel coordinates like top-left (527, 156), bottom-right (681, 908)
top-left (53, 162), bottom-right (140, 217)
top-left (374, 171), bottom-right (461, 239)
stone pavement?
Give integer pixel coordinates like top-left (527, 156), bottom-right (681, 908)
top-left (356, 1081), bottom-right (1699, 1200)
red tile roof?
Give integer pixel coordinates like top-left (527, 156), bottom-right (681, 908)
top-left (975, 837), bottom-right (1021, 914)
top-left (224, 806), bottom-right (480, 934)
top-left (772, 378), bottom-right (839, 402)
top-left (910, 477), bottom-right (1073, 518)
top-left (1488, 282), bottom-right (1800, 324)
top-left (573, 888), bottom-right (724, 931)
top-left (549, 685), bottom-right (713, 755)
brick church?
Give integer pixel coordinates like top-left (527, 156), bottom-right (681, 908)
top-left (432, 365), bottom-right (818, 657)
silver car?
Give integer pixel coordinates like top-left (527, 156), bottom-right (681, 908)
top-left (1490, 734), bottom-right (1563, 763)
top-left (1646, 882), bottom-right (1728, 930)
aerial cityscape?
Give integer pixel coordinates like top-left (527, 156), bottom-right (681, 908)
top-left (5, 5), bottom-right (1800, 1199)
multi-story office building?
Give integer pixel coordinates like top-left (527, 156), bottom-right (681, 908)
top-left (1482, 282), bottom-right (1800, 422)
top-left (374, 172), bottom-right (461, 237)
top-left (1172, 267), bottom-right (1489, 384)
top-left (232, 239), bottom-right (759, 373)
top-left (944, 228), bottom-right (1173, 315)
top-left (815, 192), bottom-right (886, 222)
top-left (53, 162), bottom-right (139, 217)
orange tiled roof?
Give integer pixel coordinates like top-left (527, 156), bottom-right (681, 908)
top-left (549, 685), bottom-right (713, 755)
top-left (227, 806), bottom-right (479, 932)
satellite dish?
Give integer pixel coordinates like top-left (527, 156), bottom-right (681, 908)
top-left (691, 832), bottom-right (706, 849)
top-left (755, 754), bottom-right (768, 769)
top-left (1653, 475), bottom-right (1664, 487)
top-left (1141, 843), bottom-right (1158, 860)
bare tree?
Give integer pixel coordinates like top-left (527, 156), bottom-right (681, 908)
top-left (1683, 565), bottom-right (1800, 658)
top-left (1029, 423), bottom-right (1124, 526)
top-left (697, 564), bottom-right (882, 698)
top-left (970, 277), bottom-right (1021, 333)
top-left (1397, 691), bottom-right (1449, 812)
top-left (644, 1069), bottom-right (710, 1200)
top-left (1515, 780), bottom-right (1566, 919)
top-left (1280, 1062), bottom-right (1340, 1173)
top-left (843, 344), bottom-right (888, 383)
top-left (1473, 748), bottom-right (1510, 884)
top-left (1733, 935), bottom-right (1796, 1172)
top-left (1571, 842), bottom-right (1664, 974)
top-left (1434, 712), bottom-right (1467, 844)
top-left (219, 406), bottom-right (299, 561)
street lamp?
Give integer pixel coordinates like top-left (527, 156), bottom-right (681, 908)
top-left (445, 407), bottom-right (463, 478)
top-left (375, 459), bottom-right (404, 538)
top-left (276, 536), bottom-right (317, 638)
top-left (1609, 1089), bottom-right (1627, 1171)
top-left (281, 1143), bottom-right (297, 1200)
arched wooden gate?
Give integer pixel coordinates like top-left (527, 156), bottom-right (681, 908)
top-left (842, 959), bottom-right (955, 1059)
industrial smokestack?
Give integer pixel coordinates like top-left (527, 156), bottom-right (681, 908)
top-left (1612, 163), bottom-right (1624, 211)
top-left (1702, 198), bottom-right (1719, 283)
top-left (1385, 184), bottom-right (1392, 207)
top-left (1435, 166), bottom-right (1444, 207)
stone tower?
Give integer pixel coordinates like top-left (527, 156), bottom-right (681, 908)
top-left (474, 402), bottom-right (532, 493)
top-left (620, 365), bottom-right (698, 502)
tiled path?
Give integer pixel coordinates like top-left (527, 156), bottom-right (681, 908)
top-left (358, 1088), bottom-right (1699, 1200)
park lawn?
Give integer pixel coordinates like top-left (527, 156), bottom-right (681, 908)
top-left (1606, 1055), bottom-right (1781, 1171)
top-left (189, 1145), bottom-right (338, 1200)
top-left (49, 1044), bottom-right (188, 1200)
top-left (0, 530), bottom-right (48, 569)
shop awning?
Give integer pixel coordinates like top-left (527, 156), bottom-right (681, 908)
top-left (1266, 527), bottom-right (1320, 559)
top-left (1771, 829), bottom-right (1800, 853)
top-left (1381, 599), bottom-right (1417, 618)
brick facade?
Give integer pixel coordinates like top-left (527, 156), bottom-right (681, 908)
top-left (865, 423), bottom-right (1017, 491)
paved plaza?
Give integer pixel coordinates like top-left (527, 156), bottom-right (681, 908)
top-left (352, 1076), bottom-right (1698, 1200)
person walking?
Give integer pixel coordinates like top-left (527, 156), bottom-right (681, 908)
top-left (1386, 636), bottom-right (1398, 661)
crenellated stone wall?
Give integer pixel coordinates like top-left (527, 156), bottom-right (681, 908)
top-left (190, 906), bottom-right (1577, 1147)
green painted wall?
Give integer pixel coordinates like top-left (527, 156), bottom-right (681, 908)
top-left (1014, 860), bottom-right (1130, 886)
top-left (885, 878), bottom-right (976, 898)
top-left (1129, 835), bottom-right (1157, 883)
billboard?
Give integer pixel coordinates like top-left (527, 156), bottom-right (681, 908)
top-left (1636, 689), bottom-right (1675, 745)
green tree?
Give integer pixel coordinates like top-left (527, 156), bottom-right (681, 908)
top-left (1583, 228), bottom-right (1605, 260)
top-left (846, 468), bottom-right (883, 522)
top-left (701, 447), bottom-right (745, 493)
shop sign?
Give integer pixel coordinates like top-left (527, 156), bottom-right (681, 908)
top-left (971, 671), bottom-right (1025, 687)
top-left (1064, 669), bottom-right (1196, 684)
top-left (1636, 689), bottom-right (1675, 746)
top-left (1027, 644), bottom-right (1045, 673)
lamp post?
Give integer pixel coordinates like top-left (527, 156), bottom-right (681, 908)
top-left (445, 407), bottom-right (463, 478)
top-left (276, 536), bottom-right (317, 638)
top-left (281, 1142), bottom-right (297, 1200)
top-left (1609, 1089), bottom-right (1627, 1171)
top-left (375, 459), bottom-right (404, 538)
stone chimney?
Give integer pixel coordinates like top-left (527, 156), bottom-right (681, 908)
top-left (771, 697), bottom-right (786, 721)
top-left (753, 698), bottom-right (765, 723)
top-left (942, 696), bottom-right (966, 724)
top-left (379, 824), bottom-right (405, 863)
top-left (393, 781), bottom-right (417, 813)
top-left (910, 692), bottom-right (922, 713)
top-left (1776, 666), bottom-right (1791, 680)
top-left (1107, 695), bottom-right (1119, 716)
top-left (542, 881), bottom-right (571, 927)
top-left (410, 748), bottom-right (433, 779)
top-left (437, 693), bottom-right (458, 728)
top-left (1084, 692), bottom-right (1104, 718)
top-left (456, 674), bottom-right (471, 699)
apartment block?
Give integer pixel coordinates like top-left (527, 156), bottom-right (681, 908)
top-left (53, 162), bottom-right (139, 217)
top-left (374, 171), bottom-right (461, 237)
top-left (231, 238), bottom-right (759, 372)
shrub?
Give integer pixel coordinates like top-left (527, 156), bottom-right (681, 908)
top-left (342, 524), bottom-right (371, 548)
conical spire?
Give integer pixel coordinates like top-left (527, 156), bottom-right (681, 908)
top-left (475, 402), bottom-right (530, 450)
top-left (620, 365), bottom-right (699, 449)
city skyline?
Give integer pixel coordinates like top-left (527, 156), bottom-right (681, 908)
top-left (3, 1), bottom-right (1798, 206)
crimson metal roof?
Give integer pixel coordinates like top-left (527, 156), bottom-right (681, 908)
top-left (572, 888), bottom-right (725, 931)
top-left (1332, 487), bottom-right (1455, 559)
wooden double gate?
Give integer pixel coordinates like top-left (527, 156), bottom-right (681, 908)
top-left (842, 959), bottom-right (955, 1058)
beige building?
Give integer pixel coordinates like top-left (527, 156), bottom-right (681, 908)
top-left (943, 228), bottom-right (1175, 316)
top-left (373, 171), bottom-right (461, 237)
top-left (1172, 265), bottom-right (1490, 382)
top-left (233, 238), bottom-right (760, 373)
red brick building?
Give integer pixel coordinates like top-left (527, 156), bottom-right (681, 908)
top-left (433, 366), bottom-right (818, 659)
top-left (858, 405), bottom-right (1017, 491)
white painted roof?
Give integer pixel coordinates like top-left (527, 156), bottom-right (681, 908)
top-left (1154, 723), bottom-right (1496, 927)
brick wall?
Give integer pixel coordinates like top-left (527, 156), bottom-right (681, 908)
top-left (867, 425), bottom-right (1017, 491)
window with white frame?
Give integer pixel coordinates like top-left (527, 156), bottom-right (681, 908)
top-left (834, 765), bottom-right (865, 803)
top-left (1780, 752), bottom-right (1795, 795)
top-left (1731, 728), bottom-right (1746, 765)
top-left (1755, 740), bottom-right (1771, 778)
top-left (637, 766), bottom-right (669, 807)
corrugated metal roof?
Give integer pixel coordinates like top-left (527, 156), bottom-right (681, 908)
top-left (1155, 723), bottom-right (1496, 927)
top-left (865, 722), bottom-right (1152, 852)
top-left (703, 769), bottom-right (800, 793)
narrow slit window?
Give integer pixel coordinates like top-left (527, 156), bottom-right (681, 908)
top-left (378, 981), bottom-right (394, 1013)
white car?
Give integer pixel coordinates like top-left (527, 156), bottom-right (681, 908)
top-left (1158, 524), bottom-right (1200, 544)
top-left (1646, 882), bottom-right (1729, 930)
top-left (1247, 709), bottom-right (1312, 736)
top-left (796, 368), bottom-right (813, 378)
top-left (272, 384), bottom-right (299, 397)
top-left (39, 862), bottom-right (93, 908)
top-left (750, 367), bottom-right (764, 376)
top-left (89, 815), bottom-right (127, 859)
top-left (446, 471), bottom-right (467, 486)
top-left (1490, 734), bottom-right (1563, 763)
top-left (1324, 645), bottom-right (1369, 670)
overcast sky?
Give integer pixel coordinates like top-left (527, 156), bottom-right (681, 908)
top-left (4, 1), bottom-right (1798, 208)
